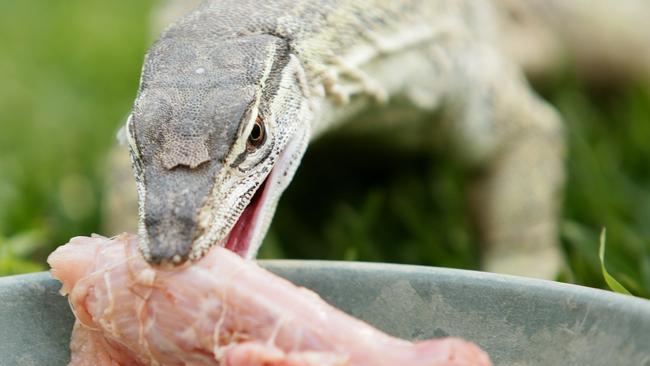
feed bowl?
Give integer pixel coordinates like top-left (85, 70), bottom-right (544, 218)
top-left (1, 261), bottom-right (649, 365)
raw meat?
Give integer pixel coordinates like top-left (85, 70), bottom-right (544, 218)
top-left (48, 234), bottom-right (491, 366)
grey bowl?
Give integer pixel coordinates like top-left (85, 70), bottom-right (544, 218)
top-left (1, 261), bottom-right (649, 366)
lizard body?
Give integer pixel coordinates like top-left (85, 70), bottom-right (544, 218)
top-left (125, 0), bottom-right (564, 277)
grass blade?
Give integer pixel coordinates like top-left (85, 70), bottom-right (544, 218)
top-left (599, 228), bottom-right (632, 295)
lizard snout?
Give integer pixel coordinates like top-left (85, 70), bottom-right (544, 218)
top-left (143, 211), bottom-right (196, 266)
top-left (139, 170), bottom-right (213, 266)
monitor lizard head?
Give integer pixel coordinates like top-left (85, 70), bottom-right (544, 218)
top-left (124, 31), bottom-right (311, 265)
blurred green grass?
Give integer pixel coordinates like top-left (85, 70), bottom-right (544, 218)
top-left (1, 1), bottom-right (650, 298)
top-left (0, 0), bottom-right (155, 272)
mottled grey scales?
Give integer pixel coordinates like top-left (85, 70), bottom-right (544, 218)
top-left (124, 0), bottom-right (565, 280)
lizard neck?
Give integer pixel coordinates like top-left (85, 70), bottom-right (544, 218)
top-left (285, 1), bottom-right (495, 138)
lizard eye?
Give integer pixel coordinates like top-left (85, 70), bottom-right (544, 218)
top-left (247, 116), bottom-right (265, 149)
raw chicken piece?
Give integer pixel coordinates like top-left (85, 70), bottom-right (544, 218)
top-left (48, 234), bottom-right (491, 366)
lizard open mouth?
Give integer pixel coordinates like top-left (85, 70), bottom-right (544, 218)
top-left (222, 174), bottom-right (272, 258)
top-left (210, 128), bottom-right (307, 260)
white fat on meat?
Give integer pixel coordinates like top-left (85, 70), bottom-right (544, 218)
top-left (48, 234), bottom-right (491, 366)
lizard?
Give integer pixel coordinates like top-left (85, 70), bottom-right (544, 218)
top-left (121, 0), bottom-right (567, 279)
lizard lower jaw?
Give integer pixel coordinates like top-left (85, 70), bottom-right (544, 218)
top-left (206, 126), bottom-right (309, 261)
top-left (222, 174), bottom-right (272, 257)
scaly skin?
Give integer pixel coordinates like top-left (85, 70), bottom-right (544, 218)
top-left (105, 0), bottom-right (650, 278)
top-left (114, 0), bottom-right (566, 278)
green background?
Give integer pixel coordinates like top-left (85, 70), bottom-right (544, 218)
top-left (1, 1), bottom-right (650, 298)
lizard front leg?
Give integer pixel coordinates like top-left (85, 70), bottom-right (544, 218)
top-left (442, 44), bottom-right (566, 279)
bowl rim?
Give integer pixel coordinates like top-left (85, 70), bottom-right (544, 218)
top-left (2, 260), bottom-right (649, 311)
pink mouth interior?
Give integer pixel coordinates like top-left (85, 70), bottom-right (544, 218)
top-left (224, 175), bottom-right (271, 257)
